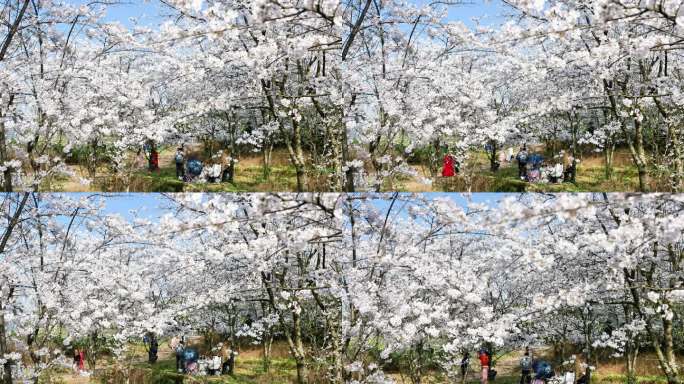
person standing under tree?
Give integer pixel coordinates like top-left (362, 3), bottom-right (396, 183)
top-left (479, 350), bottom-right (490, 384)
top-left (135, 148), bottom-right (146, 169)
top-left (520, 348), bottom-right (533, 384)
top-left (442, 145), bottom-right (456, 177)
top-left (170, 336), bottom-right (185, 373)
top-left (72, 348), bottom-right (81, 374)
top-left (150, 146), bottom-right (160, 172)
top-left (148, 333), bottom-right (159, 364)
top-left (460, 352), bottom-right (470, 384)
top-left (516, 146), bottom-right (529, 179)
top-left (175, 147), bottom-right (185, 180)
top-left (221, 344), bottom-right (238, 375)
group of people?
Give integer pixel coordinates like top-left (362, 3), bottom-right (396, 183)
top-left (135, 141), bottom-right (160, 171)
top-left (169, 335), bottom-right (237, 376)
top-left (460, 348), bottom-right (560, 384)
top-left (519, 350), bottom-right (557, 384)
top-left (439, 144), bottom-right (578, 184)
top-left (514, 147), bottom-right (577, 184)
top-left (174, 147), bottom-right (231, 183)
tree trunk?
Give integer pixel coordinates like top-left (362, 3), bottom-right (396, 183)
top-left (261, 271), bottom-right (308, 384)
top-left (488, 140), bottom-right (498, 172)
top-left (625, 265), bottom-right (680, 384)
top-left (0, 304), bottom-right (13, 384)
top-left (602, 78), bottom-right (650, 192)
top-left (328, 321), bottom-right (344, 384)
top-left (262, 333), bottom-right (273, 373)
top-left (583, 308), bottom-right (593, 384)
top-left (572, 121), bottom-right (579, 182)
top-left (632, 118), bottom-right (649, 192)
top-left (341, 122), bottom-right (355, 192)
top-left (263, 142), bottom-right (273, 180)
top-left (290, 118), bottom-right (308, 192)
top-left (0, 120), bottom-right (13, 192)
top-left (292, 303), bottom-right (308, 384)
top-left (260, 76), bottom-right (307, 191)
top-left (604, 143), bottom-right (615, 180)
top-left (623, 303), bottom-right (639, 384)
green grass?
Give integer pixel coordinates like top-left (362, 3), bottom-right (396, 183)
top-left (462, 374), bottom-right (668, 384)
top-left (114, 164), bottom-right (300, 193)
top-left (592, 373), bottom-right (670, 384)
top-left (431, 162), bottom-right (644, 193)
top-left (128, 357), bottom-right (296, 384)
top-left (46, 146), bottom-right (657, 192)
top-left (120, 161), bottom-right (646, 193)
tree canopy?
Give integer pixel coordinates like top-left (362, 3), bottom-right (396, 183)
top-left (0, 192), bottom-right (682, 383)
top-left (1, 0), bottom-right (684, 191)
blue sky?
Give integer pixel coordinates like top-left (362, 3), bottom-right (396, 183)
top-left (70, 0), bottom-right (506, 28)
top-left (91, 193), bottom-right (509, 220)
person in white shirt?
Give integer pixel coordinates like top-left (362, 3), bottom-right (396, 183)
top-left (550, 163), bottom-right (563, 183)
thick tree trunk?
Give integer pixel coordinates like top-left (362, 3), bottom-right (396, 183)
top-left (290, 119), bottom-right (308, 192)
top-left (0, 305), bottom-right (13, 384)
top-left (623, 302), bottom-right (639, 384)
top-left (341, 123), bottom-right (355, 192)
top-left (263, 142), bottom-right (273, 180)
top-left (625, 265), bottom-right (680, 384)
top-left (632, 118), bottom-right (649, 192)
top-left (665, 124), bottom-right (682, 192)
top-left (0, 120), bottom-right (13, 192)
top-left (261, 271), bottom-right (308, 384)
top-left (292, 308), bottom-right (308, 384)
top-left (260, 76), bottom-right (307, 191)
top-left (329, 325), bottom-right (344, 384)
top-left (488, 140), bottom-right (498, 172)
top-left (651, 92), bottom-right (682, 191)
top-left (262, 333), bottom-right (273, 372)
top-left (583, 308), bottom-right (593, 384)
top-left (602, 78), bottom-right (650, 192)
top-left (604, 144), bottom-right (614, 180)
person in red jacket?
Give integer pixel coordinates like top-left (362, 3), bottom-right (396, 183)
top-left (442, 153), bottom-right (456, 177)
top-left (78, 349), bottom-right (85, 371)
top-left (479, 350), bottom-right (490, 384)
top-left (150, 147), bottom-right (160, 172)
top-left (442, 145), bottom-right (458, 177)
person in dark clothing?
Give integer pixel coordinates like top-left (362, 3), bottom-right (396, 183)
top-left (174, 340), bottom-right (185, 372)
top-left (516, 147), bottom-right (529, 179)
top-left (221, 167), bottom-right (230, 183)
top-left (460, 352), bottom-right (470, 379)
top-left (563, 161), bottom-right (576, 183)
top-left (148, 335), bottom-right (159, 364)
top-left (532, 360), bottom-right (554, 382)
top-left (520, 349), bottom-right (532, 384)
top-left (175, 147), bottom-right (185, 180)
top-left (73, 348), bottom-right (82, 373)
top-left (222, 349), bottom-right (237, 375)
